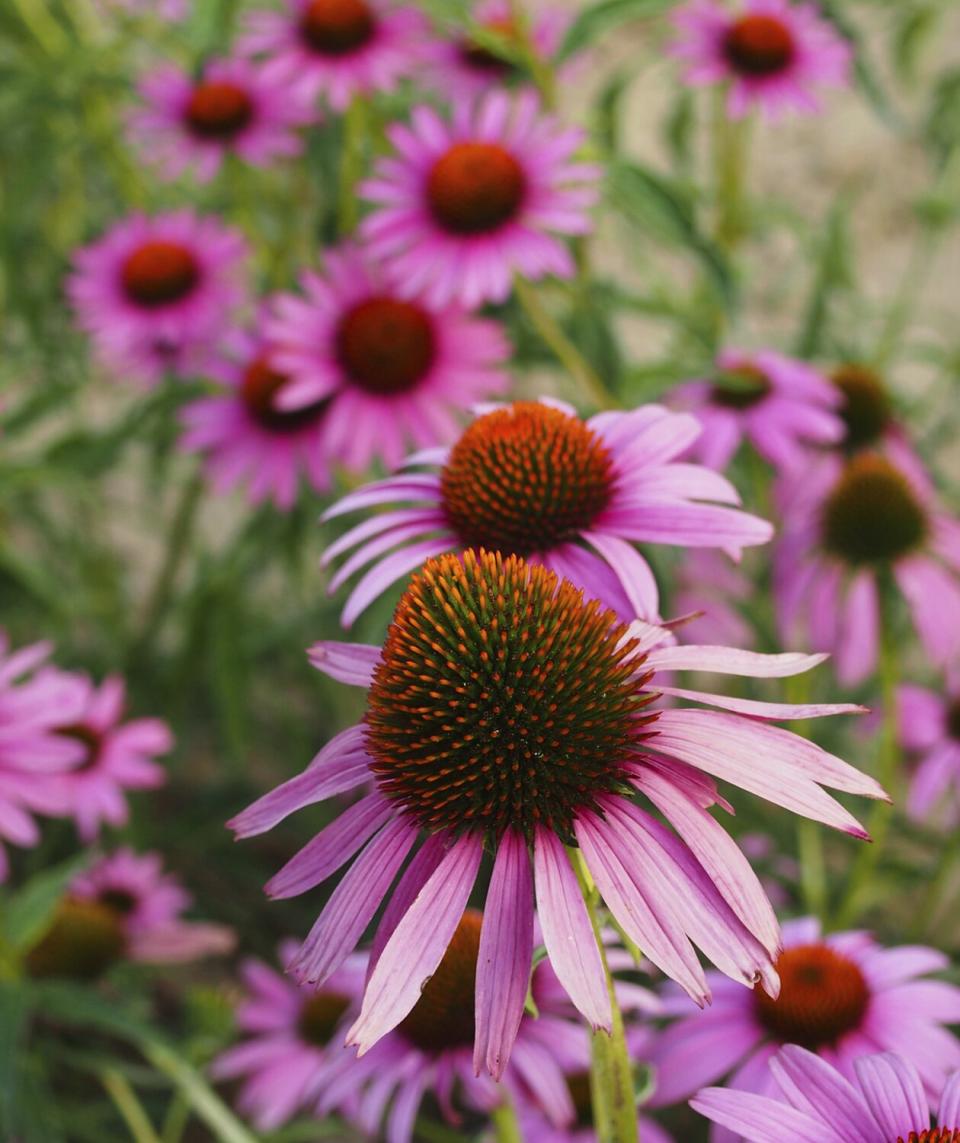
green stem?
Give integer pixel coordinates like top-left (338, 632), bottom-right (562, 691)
top-left (100, 1069), bottom-right (163, 1143)
top-left (514, 278), bottom-right (617, 411)
top-left (142, 1042), bottom-right (258, 1143)
top-left (491, 1097), bottom-right (523, 1143)
top-left (872, 227), bottom-right (938, 369)
top-left (711, 89), bottom-right (751, 251)
top-left (507, 0), bottom-right (557, 109)
top-left (132, 471), bottom-right (204, 659)
top-left (572, 852), bottom-right (638, 1143)
top-left (338, 96), bottom-right (367, 236)
top-left (834, 605), bottom-right (899, 928)
top-left (9, 0), bottom-right (66, 54)
top-left (160, 1091), bottom-right (191, 1143)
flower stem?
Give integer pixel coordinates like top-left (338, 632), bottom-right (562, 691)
top-left (507, 0), bottom-right (557, 109)
top-left (834, 604), bottom-right (899, 928)
top-left (514, 277), bottom-right (617, 412)
top-left (572, 851), bottom-right (638, 1143)
top-left (100, 1068), bottom-right (163, 1143)
top-left (711, 90), bottom-right (751, 251)
top-left (491, 1098), bottom-right (523, 1143)
top-left (338, 95), bottom-right (367, 236)
top-left (872, 227), bottom-right (938, 369)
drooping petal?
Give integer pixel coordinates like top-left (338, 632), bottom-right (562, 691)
top-left (854, 1053), bottom-right (928, 1140)
top-left (307, 642), bottom-right (380, 687)
top-left (690, 1087), bottom-right (825, 1143)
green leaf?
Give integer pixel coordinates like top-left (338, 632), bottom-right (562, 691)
top-left (560, 0), bottom-right (675, 59)
top-left (816, 1), bottom-right (900, 126)
top-left (607, 161), bottom-right (736, 309)
top-left (3, 853), bottom-right (90, 951)
top-left (0, 980), bottom-right (31, 1138)
top-left (795, 197), bottom-right (855, 358)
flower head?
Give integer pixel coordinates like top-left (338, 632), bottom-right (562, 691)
top-left (130, 57), bottom-right (310, 183)
top-left (50, 673), bottom-right (171, 842)
top-left (831, 362), bottom-right (896, 453)
top-left (651, 916), bottom-right (960, 1108)
top-left (322, 399), bottom-right (772, 625)
top-left (231, 549), bottom-right (882, 1077)
top-left (361, 91), bottom-right (602, 307)
top-left (240, 0), bottom-right (426, 111)
top-left (424, 0), bottom-right (571, 100)
top-left (673, 348), bottom-right (843, 472)
top-left (899, 674), bottom-right (960, 826)
top-left (775, 445), bottom-right (960, 683)
top-left (670, 0), bottom-right (851, 121)
top-left (692, 1047), bottom-right (960, 1143)
top-left (0, 634), bottom-right (88, 880)
top-left (180, 327), bottom-right (334, 508)
top-left (211, 942), bottom-right (364, 1131)
top-left (69, 211), bottom-right (249, 385)
top-left (265, 244), bottom-right (510, 473)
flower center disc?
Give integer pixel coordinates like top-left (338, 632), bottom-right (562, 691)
top-left (899, 1130), bottom-right (960, 1143)
top-left (397, 909), bottom-right (481, 1051)
top-left (241, 352), bottom-right (330, 432)
top-left (754, 944), bottom-right (869, 1049)
top-left (723, 14), bottom-right (795, 78)
top-left (99, 888), bottom-right (138, 916)
top-left (440, 403), bottom-right (614, 557)
top-left (832, 364), bottom-right (892, 451)
top-left (57, 722), bottom-right (102, 773)
top-left (427, 142), bottom-right (526, 236)
top-left (121, 241), bottom-right (201, 308)
top-left (820, 454), bottom-right (927, 565)
top-left (185, 80), bottom-right (254, 140)
top-left (946, 698), bottom-right (960, 742)
top-left (459, 18), bottom-right (517, 74)
top-left (299, 0), bottom-right (375, 56)
top-left (335, 297), bottom-right (436, 395)
top-left (26, 898), bottom-right (127, 981)
top-left (711, 364), bottom-right (772, 410)
top-left (297, 991), bottom-right (350, 1046)
top-left (365, 549), bottom-right (653, 841)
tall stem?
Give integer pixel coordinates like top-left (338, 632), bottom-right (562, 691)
top-left (711, 90), bottom-right (751, 251)
top-left (834, 600), bottom-right (899, 928)
top-left (338, 96), bottom-right (367, 236)
top-left (872, 227), bottom-right (937, 369)
top-left (572, 851), bottom-right (638, 1143)
top-left (491, 1097), bottom-right (523, 1143)
top-left (507, 0), bottom-right (557, 110)
top-left (514, 278), bottom-right (617, 412)
top-left (100, 1069), bottom-right (163, 1143)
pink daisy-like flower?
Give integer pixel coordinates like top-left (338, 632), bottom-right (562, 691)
top-left (360, 90), bottom-right (602, 308)
top-left (239, 0), bottom-right (426, 112)
top-left (265, 244), bottom-right (510, 473)
top-left (674, 348), bottom-right (844, 472)
top-left (0, 634), bottom-right (87, 880)
top-left (180, 328), bottom-right (334, 509)
top-left (130, 58), bottom-right (310, 184)
top-left (899, 673), bottom-right (960, 825)
top-left (774, 443), bottom-right (960, 685)
top-left (68, 211), bottom-right (249, 385)
top-left (211, 941), bottom-right (365, 1132)
top-left (673, 549), bottom-right (756, 648)
top-left (230, 548), bottom-right (883, 1079)
top-left (321, 399), bottom-right (772, 626)
top-left (829, 362), bottom-right (899, 455)
top-left (670, 0), bottom-right (851, 121)
top-left (51, 673), bottom-right (172, 842)
top-left (27, 848), bottom-right (234, 979)
top-left (423, 0), bottom-right (571, 100)
top-left (315, 910), bottom-right (623, 1141)
top-left (693, 1047), bottom-right (960, 1143)
top-left (650, 916), bottom-right (960, 1119)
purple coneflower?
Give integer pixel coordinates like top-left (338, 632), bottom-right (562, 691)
top-left (670, 0), bottom-right (851, 121)
top-left (130, 57), bottom-right (310, 183)
top-left (231, 548), bottom-right (883, 1077)
top-left (899, 674), bottom-right (960, 825)
top-left (240, 0), bottom-right (426, 111)
top-left (673, 348), bottom-right (843, 472)
top-left (0, 634), bottom-right (87, 880)
top-left (650, 916), bottom-right (960, 1111)
top-left (672, 549), bottom-right (756, 648)
top-left (180, 327), bottom-right (334, 509)
top-left (360, 91), bottom-right (602, 308)
top-left (265, 244), bottom-right (510, 473)
top-left (321, 399), bottom-right (772, 625)
top-left (27, 848), bottom-right (233, 978)
top-left (211, 942), bottom-right (365, 1132)
top-left (51, 673), bottom-right (171, 842)
top-left (692, 1046), bottom-right (960, 1143)
top-left (774, 444), bottom-right (960, 684)
top-left (69, 211), bottom-right (249, 385)
top-left (423, 0), bottom-right (570, 100)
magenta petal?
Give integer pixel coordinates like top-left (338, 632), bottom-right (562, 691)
top-left (533, 827), bottom-right (612, 1031)
top-left (770, 1047), bottom-right (873, 1134)
top-left (653, 684), bottom-right (865, 721)
top-left (581, 530), bottom-right (660, 618)
top-left (347, 832), bottom-right (483, 1054)
top-left (291, 816), bottom-right (417, 986)
top-left (645, 646), bottom-right (829, 677)
top-left (474, 829), bottom-right (534, 1080)
top-left (853, 1054), bottom-right (926, 1140)
top-left (306, 642), bottom-right (380, 686)
top-left (690, 1087), bottom-right (825, 1143)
